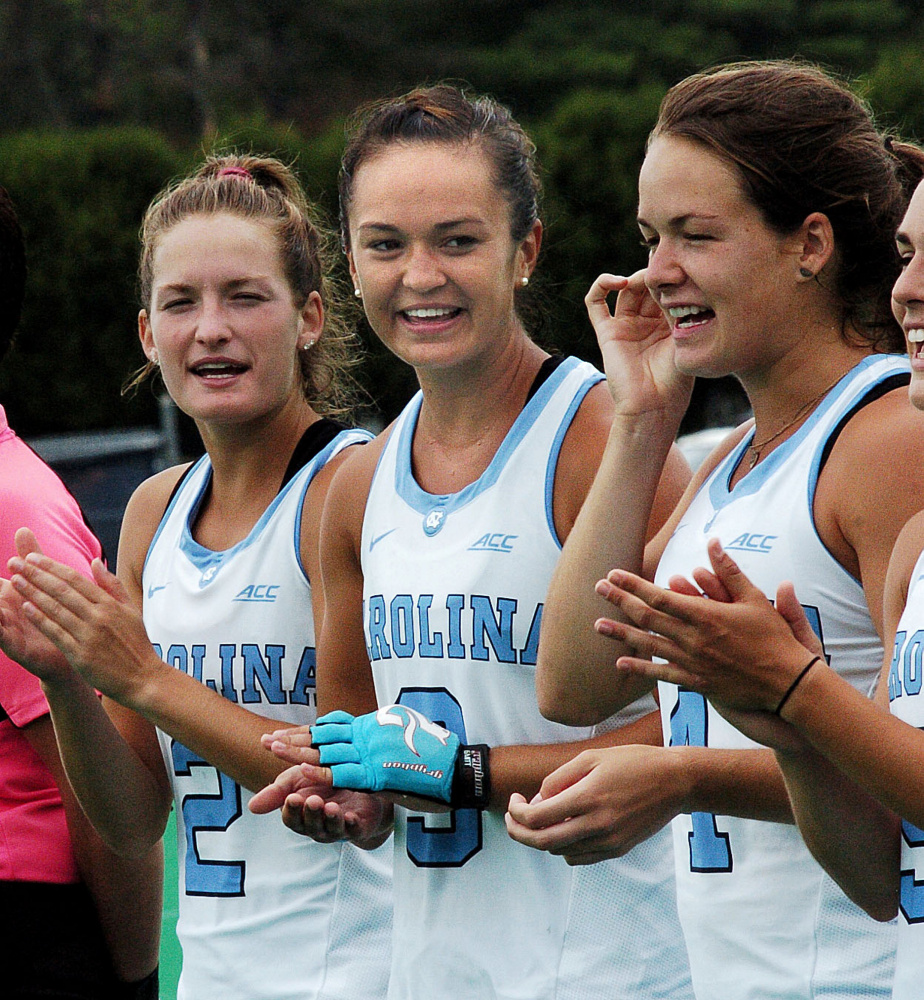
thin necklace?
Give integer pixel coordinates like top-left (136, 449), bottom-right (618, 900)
top-left (746, 372), bottom-right (845, 470)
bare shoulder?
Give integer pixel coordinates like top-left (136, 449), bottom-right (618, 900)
top-left (551, 382), bottom-right (618, 539)
top-left (301, 432), bottom-right (379, 571)
top-left (833, 382), bottom-right (924, 458)
top-left (327, 428), bottom-right (390, 508)
top-left (556, 379), bottom-right (614, 476)
top-left (824, 386), bottom-right (924, 521)
top-left (303, 434), bottom-right (373, 518)
top-left (320, 427), bottom-right (394, 550)
top-left (889, 508), bottom-right (924, 604)
top-left (117, 463), bottom-right (193, 603)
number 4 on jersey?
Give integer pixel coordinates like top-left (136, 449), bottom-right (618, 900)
top-left (668, 602), bottom-right (828, 875)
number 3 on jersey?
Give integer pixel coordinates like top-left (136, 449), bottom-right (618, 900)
top-left (901, 816), bottom-right (924, 923)
top-left (397, 687), bottom-right (482, 868)
top-left (171, 740), bottom-right (245, 896)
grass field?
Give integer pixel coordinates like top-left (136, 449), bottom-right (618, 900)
top-left (159, 810), bottom-right (182, 999)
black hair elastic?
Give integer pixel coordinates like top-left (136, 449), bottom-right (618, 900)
top-left (774, 656), bottom-right (822, 716)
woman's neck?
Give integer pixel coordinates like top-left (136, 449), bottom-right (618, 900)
top-left (731, 322), bottom-right (873, 483)
top-left (196, 399), bottom-right (320, 521)
top-left (742, 336), bottom-right (871, 441)
top-left (410, 334), bottom-right (548, 495)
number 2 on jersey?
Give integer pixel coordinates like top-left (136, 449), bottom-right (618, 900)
top-left (171, 740), bottom-right (245, 896)
top-left (397, 687), bottom-right (483, 868)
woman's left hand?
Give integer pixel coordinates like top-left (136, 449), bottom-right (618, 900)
top-left (594, 538), bottom-right (822, 714)
top-left (505, 744), bottom-right (686, 864)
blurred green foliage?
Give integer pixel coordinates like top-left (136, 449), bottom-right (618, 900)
top-left (2, 0), bottom-right (924, 434)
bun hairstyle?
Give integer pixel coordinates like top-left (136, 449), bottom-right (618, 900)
top-left (652, 60), bottom-right (924, 352)
top-left (338, 84), bottom-right (541, 249)
top-left (130, 153), bottom-right (359, 416)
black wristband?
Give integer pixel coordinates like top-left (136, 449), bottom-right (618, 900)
top-left (450, 744), bottom-right (491, 809)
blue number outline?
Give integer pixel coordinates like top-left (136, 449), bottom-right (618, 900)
top-left (668, 689), bottom-right (733, 873)
top-left (171, 740), bottom-right (246, 896)
top-left (397, 687), bottom-right (483, 868)
top-left (667, 602), bottom-right (829, 875)
top-left (900, 817), bottom-right (924, 923)
top-left (901, 725), bottom-right (924, 923)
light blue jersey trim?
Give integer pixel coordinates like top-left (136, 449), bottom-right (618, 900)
top-left (803, 356), bottom-right (909, 582)
top-left (142, 454), bottom-right (210, 579)
top-left (544, 371), bottom-right (605, 547)
top-left (292, 428), bottom-right (371, 585)
top-left (706, 355), bottom-right (907, 527)
top-left (394, 356), bottom-right (588, 519)
top-left (805, 356), bottom-right (909, 507)
top-left (147, 427), bottom-right (372, 588)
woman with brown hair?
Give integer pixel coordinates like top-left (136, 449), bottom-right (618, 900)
top-left (571, 163), bottom-right (924, 1000)
top-left (251, 85), bottom-right (693, 999)
top-left (506, 61), bottom-right (924, 998)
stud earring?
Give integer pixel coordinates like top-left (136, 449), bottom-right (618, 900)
top-left (150, 350), bottom-right (159, 365)
top-left (520, 276), bottom-right (529, 287)
top-left (354, 287), bottom-right (362, 298)
top-left (799, 267), bottom-right (813, 279)
top-left (301, 340), bottom-right (315, 351)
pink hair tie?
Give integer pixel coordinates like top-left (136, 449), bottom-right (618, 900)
top-left (217, 166), bottom-right (252, 180)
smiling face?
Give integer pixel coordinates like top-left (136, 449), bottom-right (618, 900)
top-left (139, 212), bottom-right (321, 429)
top-left (892, 181), bottom-right (924, 410)
top-left (638, 135), bottom-right (808, 381)
top-left (344, 141), bottom-right (539, 374)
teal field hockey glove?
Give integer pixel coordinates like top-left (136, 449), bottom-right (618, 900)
top-left (311, 705), bottom-right (490, 808)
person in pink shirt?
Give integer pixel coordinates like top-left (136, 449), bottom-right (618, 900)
top-left (0, 186), bottom-right (161, 999)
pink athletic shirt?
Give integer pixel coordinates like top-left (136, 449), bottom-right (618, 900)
top-left (0, 405), bottom-right (102, 883)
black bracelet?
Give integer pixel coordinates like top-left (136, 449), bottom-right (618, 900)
top-left (450, 744), bottom-right (491, 810)
top-left (774, 655), bottom-right (821, 716)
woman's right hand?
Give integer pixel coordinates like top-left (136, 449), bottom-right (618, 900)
top-left (0, 529), bottom-right (79, 684)
top-left (7, 530), bottom-right (164, 706)
top-left (585, 270), bottom-right (693, 425)
top-left (249, 762), bottom-right (393, 848)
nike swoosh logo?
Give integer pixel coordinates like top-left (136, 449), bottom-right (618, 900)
top-left (369, 528), bottom-right (398, 552)
top-left (147, 584), bottom-right (167, 598)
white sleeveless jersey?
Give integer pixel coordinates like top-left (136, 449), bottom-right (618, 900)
top-left (887, 544), bottom-right (924, 1000)
top-left (144, 429), bottom-right (393, 1000)
top-left (657, 355), bottom-right (905, 1000)
top-left (362, 357), bottom-right (693, 1000)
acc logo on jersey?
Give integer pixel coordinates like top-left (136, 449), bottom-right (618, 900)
top-left (468, 532), bottom-right (518, 553)
top-left (376, 704), bottom-right (452, 756)
top-left (233, 584), bottom-right (280, 603)
top-left (726, 532), bottom-right (778, 553)
top-left (198, 564), bottom-right (220, 588)
top-left (423, 507), bottom-right (447, 536)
